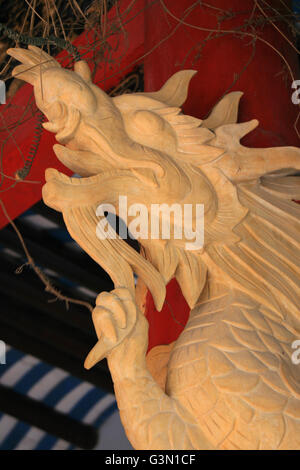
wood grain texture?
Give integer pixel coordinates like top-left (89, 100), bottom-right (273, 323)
top-left (7, 45), bottom-right (300, 449)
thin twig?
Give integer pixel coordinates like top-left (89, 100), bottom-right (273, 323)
top-left (256, 0), bottom-right (300, 54)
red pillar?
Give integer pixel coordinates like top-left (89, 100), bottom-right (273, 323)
top-left (143, 0), bottom-right (300, 350)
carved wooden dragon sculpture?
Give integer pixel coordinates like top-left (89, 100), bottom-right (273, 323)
top-left (8, 45), bottom-right (300, 450)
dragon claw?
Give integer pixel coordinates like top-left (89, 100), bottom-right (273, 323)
top-left (85, 288), bottom-right (138, 370)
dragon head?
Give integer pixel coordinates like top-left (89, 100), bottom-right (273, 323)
top-left (7, 46), bottom-right (300, 318)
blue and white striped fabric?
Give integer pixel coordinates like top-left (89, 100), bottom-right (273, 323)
top-left (0, 346), bottom-right (131, 450)
top-left (0, 202), bottom-right (133, 450)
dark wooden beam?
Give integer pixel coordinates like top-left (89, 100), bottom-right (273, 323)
top-left (33, 200), bottom-right (68, 230)
top-left (0, 321), bottom-right (114, 394)
top-left (16, 215), bottom-right (112, 279)
top-left (0, 225), bottom-right (113, 294)
top-left (0, 267), bottom-right (95, 337)
top-left (1, 295), bottom-right (96, 366)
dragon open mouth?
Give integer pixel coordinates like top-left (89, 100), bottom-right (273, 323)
top-left (42, 102), bottom-right (81, 144)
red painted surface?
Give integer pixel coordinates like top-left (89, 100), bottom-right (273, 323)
top-left (144, 0), bottom-right (300, 351)
top-left (144, 0), bottom-right (300, 147)
top-left (146, 278), bottom-right (190, 352)
top-left (0, 0), bottom-right (145, 229)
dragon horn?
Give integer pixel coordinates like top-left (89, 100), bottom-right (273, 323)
top-left (142, 70), bottom-right (197, 107)
top-left (212, 120), bottom-right (300, 181)
top-left (202, 91), bottom-right (244, 129)
top-left (7, 46), bottom-right (60, 85)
